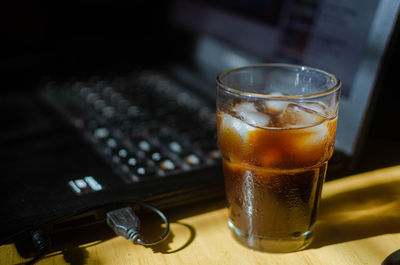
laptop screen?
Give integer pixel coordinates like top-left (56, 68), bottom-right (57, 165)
top-left (171, 0), bottom-right (400, 158)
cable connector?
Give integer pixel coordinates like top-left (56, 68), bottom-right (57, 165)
top-left (106, 203), bottom-right (169, 246)
top-left (106, 207), bottom-right (141, 243)
top-left (26, 229), bottom-right (51, 265)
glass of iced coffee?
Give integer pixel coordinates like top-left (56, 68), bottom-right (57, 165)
top-left (216, 64), bottom-right (340, 252)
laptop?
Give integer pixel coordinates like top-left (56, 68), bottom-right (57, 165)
top-left (171, 0), bottom-right (400, 173)
top-left (1, 0), bottom-right (399, 250)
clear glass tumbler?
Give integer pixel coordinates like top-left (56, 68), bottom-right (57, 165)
top-left (216, 64), bottom-right (340, 252)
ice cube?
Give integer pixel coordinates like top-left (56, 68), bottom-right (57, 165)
top-left (303, 122), bottom-right (328, 146)
top-left (280, 103), bottom-right (325, 128)
top-left (265, 100), bottom-right (289, 114)
top-left (299, 101), bottom-right (328, 117)
top-left (233, 102), bottom-right (258, 113)
top-left (220, 113), bottom-right (256, 141)
top-left (240, 111), bottom-right (270, 127)
top-left (232, 102), bottom-right (270, 127)
top-left (252, 92), bottom-right (287, 114)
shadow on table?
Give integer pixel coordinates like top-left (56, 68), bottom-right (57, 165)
top-left (15, 222), bottom-right (113, 265)
top-left (140, 199), bottom-right (226, 254)
top-left (15, 198), bottom-right (226, 264)
top-left (310, 179), bottom-right (400, 248)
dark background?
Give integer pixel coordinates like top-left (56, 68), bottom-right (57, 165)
top-left (1, 1), bottom-right (189, 91)
top-left (1, 0), bottom-right (400, 175)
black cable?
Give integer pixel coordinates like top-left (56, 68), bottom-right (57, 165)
top-left (22, 201), bottom-right (166, 264)
top-left (382, 249), bottom-right (400, 265)
top-left (26, 251), bottom-right (47, 265)
top-left (25, 229), bottom-right (51, 265)
top-left (130, 201), bottom-right (170, 246)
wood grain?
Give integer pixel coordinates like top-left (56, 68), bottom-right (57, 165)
top-left (3, 165), bottom-right (400, 264)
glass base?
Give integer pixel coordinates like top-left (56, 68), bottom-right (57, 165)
top-left (228, 219), bottom-right (313, 253)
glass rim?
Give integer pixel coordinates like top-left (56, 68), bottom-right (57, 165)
top-left (216, 63), bottom-right (341, 100)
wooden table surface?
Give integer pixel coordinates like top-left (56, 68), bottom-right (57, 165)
top-left (3, 165), bottom-right (400, 265)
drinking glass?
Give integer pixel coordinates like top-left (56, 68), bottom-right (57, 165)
top-left (216, 63), bottom-right (340, 252)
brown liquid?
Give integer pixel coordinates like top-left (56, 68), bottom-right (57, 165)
top-left (217, 102), bottom-right (337, 239)
top-left (223, 160), bottom-right (326, 237)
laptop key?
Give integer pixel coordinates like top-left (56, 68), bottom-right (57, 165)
top-left (42, 70), bottom-right (220, 185)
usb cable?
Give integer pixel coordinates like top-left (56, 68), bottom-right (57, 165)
top-left (106, 202), bottom-right (169, 246)
top-left (24, 201), bottom-right (167, 264)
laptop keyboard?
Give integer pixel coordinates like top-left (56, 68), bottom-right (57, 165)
top-left (43, 71), bottom-right (220, 184)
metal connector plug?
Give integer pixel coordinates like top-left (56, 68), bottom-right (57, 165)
top-left (106, 202), bottom-right (169, 246)
top-left (106, 207), bottom-right (141, 243)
